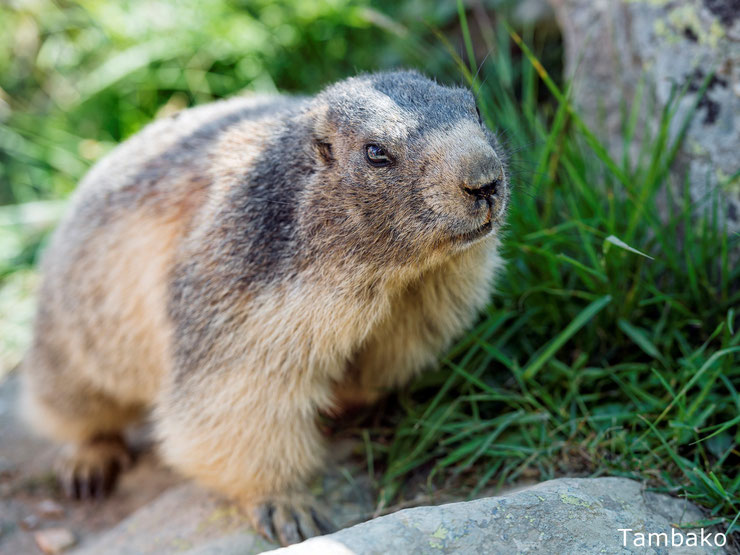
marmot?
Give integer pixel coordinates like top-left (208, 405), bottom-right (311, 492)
top-left (19, 70), bottom-right (509, 545)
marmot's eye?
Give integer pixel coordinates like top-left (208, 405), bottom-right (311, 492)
top-left (475, 106), bottom-right (483, 125)
top-left (365, 144), bottom-right (392, 167)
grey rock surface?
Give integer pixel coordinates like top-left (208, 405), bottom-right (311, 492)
top-left (72, 466), bottom-right (374, 555)
top-left (72, 483), bottom-right (271, 555)
top-left (271, 477), bottom-right (727, 555)
top-left (548, 0), bottom-right (740, 229)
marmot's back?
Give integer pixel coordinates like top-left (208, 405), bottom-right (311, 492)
top-left (69, 95), bottom-right (303, 226)
top-left (28, 95), bottom-right (304, 408)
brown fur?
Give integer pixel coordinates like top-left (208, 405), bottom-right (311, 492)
top-left (19, 71), bottom-right (509, 545)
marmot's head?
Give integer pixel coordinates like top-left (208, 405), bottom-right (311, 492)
top-left (303, 70), bottom-right (508, 268)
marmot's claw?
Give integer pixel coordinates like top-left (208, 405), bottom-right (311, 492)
top-left (248, 497), bottom-right (335, 546)
top-left (54, 435), bottom-right (132, 500)
top-left (310, 507), bottom-right (336, 535)
top-left (273, 503), bottom-right (302, 545)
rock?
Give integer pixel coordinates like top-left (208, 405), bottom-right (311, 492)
top-left (36, 499), bottom-right (65, 520)
top-left (266, 537), bottom-right (355, 555)
top-left (71, 463), bottom-right (374, 555)
top-left (70, 483), bottom-right (272, 555)
top-left (547, 0), bottom-right (740, 230)
top-left (34, 528), bottom-right (76, 554)
top-left (20, 513), bottom-right (40, 530)
top-left (270, 477), bottom-right (727, 555)
top-left (0, 456), bottom-right (13, 477)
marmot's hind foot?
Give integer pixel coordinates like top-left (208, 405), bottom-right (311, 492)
top-left (54, 434), bottom-right (132, 500)
top-left (247, 494), bottom-right (335, 546)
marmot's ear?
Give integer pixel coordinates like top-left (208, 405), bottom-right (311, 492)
top-left (305, 103), bottom-right (335, 166)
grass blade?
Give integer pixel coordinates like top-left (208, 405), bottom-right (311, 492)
top-left (522, 295), bottom-right (612, 380)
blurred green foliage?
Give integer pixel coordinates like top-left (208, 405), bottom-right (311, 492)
top-left (0, 0), bottom-right (531, 205)
top-left (1, 0), bottom-right (379, 203)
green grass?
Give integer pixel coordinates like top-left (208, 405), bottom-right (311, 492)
top-left (368, 16), bottom-right (740, 540)
top-left (1, 0), bottom-right (737, 543)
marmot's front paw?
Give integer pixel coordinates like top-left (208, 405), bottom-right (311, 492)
top-left (246, 494), bottom-right (335, 546)
top-left (54, 434), bottom-right (132, 500)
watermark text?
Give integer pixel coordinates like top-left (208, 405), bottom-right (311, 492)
top-left (619, 527), bottom-right (726, 548)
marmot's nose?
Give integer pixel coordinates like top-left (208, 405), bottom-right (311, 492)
top-left (458, 148), bottom-right (504, 202)
top-left (461, 178), bottom-right (501, 201)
